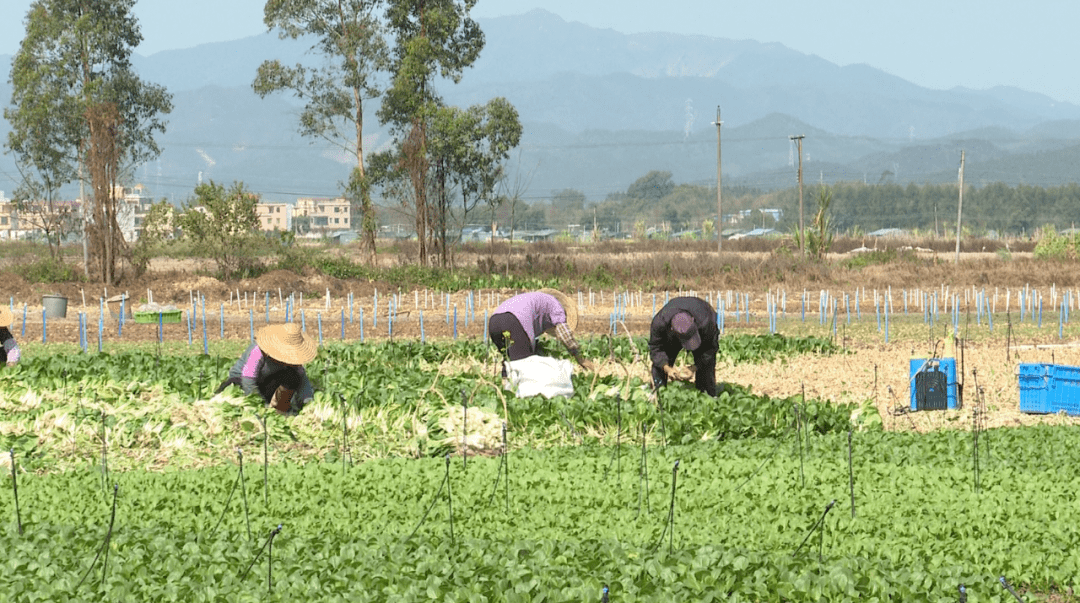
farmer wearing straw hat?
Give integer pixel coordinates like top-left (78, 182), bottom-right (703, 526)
top-left (649, 296), bottom-right (720, 397)
top-left (488, 289), bottom-right (594, 372)
top-left (215, 322), bottom-right (317, 414)
top-left (0, 308), bottom-right (21, 367)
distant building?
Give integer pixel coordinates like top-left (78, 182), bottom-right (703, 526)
top-left (115, 184), bottom-right (155, 241)
top-left (867, 228), bottom-right (905, 238)
top-left (730, 208), bottom-right (783, 224)
top-left (295, 197), bottom-right (350, 237)
top-left (517, 229), bottom-right (557, 242)
top-left (728, 227), bottom-right (778, 240)
top-left (257, 202), bottom-right (293, 232)
top-left (331, 230), bottom-right (358, 244)
top-left (4, 198), bottom-right (81, 242)
top-left (0, 192), bottom-right (13, 240)
top-left (460, 226), bottom-right (492, 242)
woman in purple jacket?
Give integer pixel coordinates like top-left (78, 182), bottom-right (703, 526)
top-left (487, 289), bottom-right (594, 371)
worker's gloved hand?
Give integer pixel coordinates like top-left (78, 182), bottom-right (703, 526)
top-left (579, 359), bottom-right (596, 372)
top-left (666, 364), bottom-right (696, 381)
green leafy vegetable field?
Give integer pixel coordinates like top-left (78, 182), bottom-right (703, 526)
top-left (0, 335), bottom-right (1072, 601)
top-left (0, 430), bottom-right (1076, 601)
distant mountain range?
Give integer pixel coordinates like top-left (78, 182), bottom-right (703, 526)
top-left (2, 8), bottom-right (1080, 205)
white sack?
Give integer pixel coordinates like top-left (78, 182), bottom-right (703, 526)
top-left (505, 356), bottom-right (575, 399)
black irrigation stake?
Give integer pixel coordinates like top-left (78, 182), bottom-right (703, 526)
top-left (999, 576), bottom-right (1025, 602)
top-left (208, 449), bottom-right (252, 540)
top-left (445, 455), bottom-right (455, 545)
top-left (488, 422), bottom-right (510, 510)
top-left (239, 524), bottom-right (283, 591)
top-left (973, 369), bottom-right (990, 463)
top-left (653, 383), bottom-right (667, 450)
top-left (793, 500), bottom-right (836, 562)
top-left (603, 394), bottom-right (623, 481)
top-left (76, 484), bottom-right (118, 591)
top-left (601, 584), bottom-right (610, 602)
top-left (10, 449), bottom-right (22, 535)
top-left (848, 430), bottom-right (855, 519)
top-left (732, 397), bottom-right (802, 494)
top-left (404, 458), bottom-right (449, 543)
top-left (267, 524), bottom-right (281, 592)
top-left (795, 402), bottom-right (805, 489)
top-left (462, 390), bottom-right (468, 470)
top-left (958, 584), bottom-right (967, 603)
top-left (732, 435), bottom-right (787, 493)
top-left (971, 369), bottom-right (985, 494)
top-left (100, 408), bottom-right (109, 495)
top-left (558, 410), bottom-right (582, 444)
top-left (262, 411), bottom-right (269, 506)
top-left (654, 460), bottom-right (679, 554)
top-left (972, 404), bottom-right (981, 495)
top-left (502, 422), bottom-right (509, 511)
top-left (637, 424), bottom-right (650, 518)
top-left (238, 449), bottom-right (252, 540)
top-left (338, 394), bottom-right (350, 477)
top-left (1006, 313), bottom-right (1012, 364)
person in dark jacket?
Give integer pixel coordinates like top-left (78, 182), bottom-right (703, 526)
top-left (215, 322), bottom-right (317, 414)
top-left (0, 308), bottom-right (21, 368)
top-left (649, 296), bottom-right (720, 396)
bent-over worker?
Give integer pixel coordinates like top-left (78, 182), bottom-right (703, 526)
top-left (0, 308), bottom-right (21, 368)
top-left (649, 296), bottom-right (720, 396)
top-left (488, 289), bottom-right (594, 371)
top-left (216, 322), bottom-right (317, 414)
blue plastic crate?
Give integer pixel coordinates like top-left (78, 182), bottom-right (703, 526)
top-left (1018, 363), bottom-right (1052, 413)
top-left (909, 358), bottom-right (958, 411)
top-left (1051, 365), bottom-right (1080, 415)
top-left (1018, 363), bottom-right (1080, 416)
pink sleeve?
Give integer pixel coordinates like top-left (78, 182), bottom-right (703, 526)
top-left (242, 346), bottom-right (263, 379)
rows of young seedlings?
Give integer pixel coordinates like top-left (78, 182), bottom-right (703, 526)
top-left (0, 426), bottom-right (1076, 601)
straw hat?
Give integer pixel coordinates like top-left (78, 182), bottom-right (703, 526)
top-left (256, 322), bottom-right (318, 365)
top-left (0, 307), bottom-right (12, 329)
top-left (540, 288), bottom-right (577, 334)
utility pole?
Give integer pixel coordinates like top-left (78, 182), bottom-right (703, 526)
top-left (714, 106), bottom-right (723, 253)
top-left (790, 134), bottom-right (805, 254)
top-left (955, 150), bottom-right (965, 264)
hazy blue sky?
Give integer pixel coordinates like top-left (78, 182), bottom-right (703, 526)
top-left (2, 0), bottom-right (1076, 105)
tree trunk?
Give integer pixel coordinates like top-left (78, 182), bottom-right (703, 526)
top-left (404, 119), bottom-right (429, 267)
top-left (352, 83), bottom-right (377, 266)
top-left (85, 103), bottom-right (123, 284)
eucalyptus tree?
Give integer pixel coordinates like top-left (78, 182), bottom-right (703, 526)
top-left (373, 0), bottom-right (485, 266)
top-left (425, 97), bottom-right (521, 266)
top-left (4, 0), bottom-right (172, 284)
top-left (253, 0), bottom-right (389, 265)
